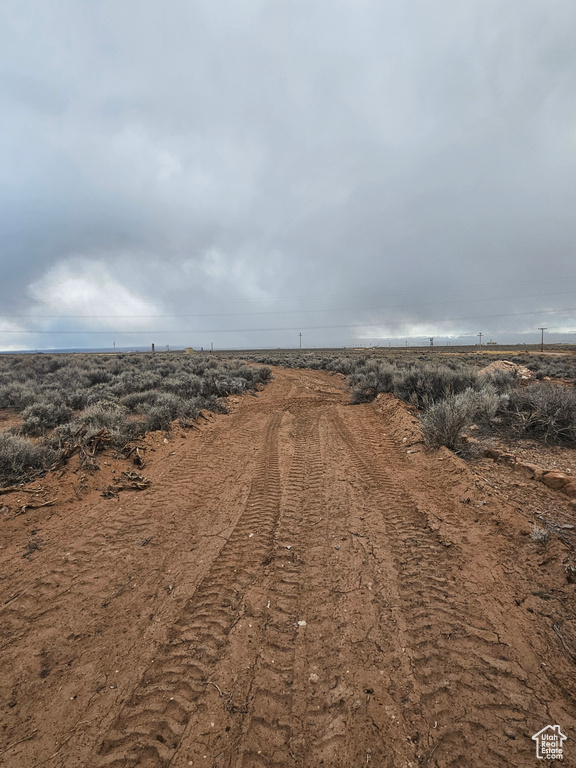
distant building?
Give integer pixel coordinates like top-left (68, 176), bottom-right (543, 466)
top-left (185, 347), bottom-right (194, 354)
top-left (487, 339), bottom-right (498, 346)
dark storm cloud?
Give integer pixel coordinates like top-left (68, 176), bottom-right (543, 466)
top-left (1, 0), bottom-right (576, 349)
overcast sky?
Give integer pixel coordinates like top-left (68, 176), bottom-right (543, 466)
top-left (2, 0), bottom-right (576, 350)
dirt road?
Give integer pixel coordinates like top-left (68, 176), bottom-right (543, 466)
top-left (1, 368), bottom-right (576, 767)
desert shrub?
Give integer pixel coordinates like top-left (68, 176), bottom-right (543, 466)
top-left (484, 370), bottom-right (516, 394)
top-left (231, 364), bottom-right (272, 386)
top-left (80, 401), bottom-right (129, 429)
top-left (243, 349), bottom-right (576, 451)
top-left (48, 421), bottom-right (81, 450)
top-left (83, 383), bottom-right (117, 406)
top-left (85, 368), bottom-right (113, 386)
top-left (46, 367), bottom-right (91, 394)
top-left (21, 399), bottom-right (74, 436)
top-left (142, 392), bottom-right (204, 431)
top-left (177, 396), bottom-right (205, 425)
top-left (199, 376), bottom-right (233, 398)
top-left (510, 355), bottom-right (576, 382)
top-left (0, 382), bottom-right (39, 410)
top-left (120, 390), bottom-right (160, 412)
top-left (255, 365), bottom-right (272, 382)
top-left (421, 394), bottom-right (475, 453)
top-left (79, 402), bottom-right (133, 444)
top-left (394, 365), bottom-right (480, 409)
top-left (63, 387), bottom-right (89, 410)
top-left (349, 364), bottom-right (397, 403)
top-left (502, 383), bottom-right (576, 444)
top-left (143, 393), bottom-right (188, 431)
top-left (0, 432), bottom-right (55, 487)
top-left (464, 385), bottom-right (506, 426)
top-left (163, 374), bottom-right (203, 398)
top-left (110, 370), bottom-right (163, 396)
top-left (202, 395), bottom-right (229, 414)
top-left (325, 356), bottom-right (355, 373)
top-left (215, 376), bottom-right (251, 396)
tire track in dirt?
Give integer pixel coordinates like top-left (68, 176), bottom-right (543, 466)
top-left (94, 412), bottom-right (283, 768)
top-left (191, 397), bottom-right (414, 768)
top-left (286, 409), bottom-right (416, 768)
top-left (329, 408), bottom-right (543, 766)
top-left (0, 411), bottom-right (260, 654)
top-left (0, 455), bottom-right (199, 652)
top-left (0, 509), bottom-right (153, 652)
top-left (229, 409), bottom-right (324, 768)
top-left (0, 388), bottom-right (287, 766)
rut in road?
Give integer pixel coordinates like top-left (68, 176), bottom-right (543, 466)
top-left (96, 413), bottom-right (283, 768)
top-left (329, 409), bottom-right (543, 766)
top-left (229, 408), bottom-right (324, 768)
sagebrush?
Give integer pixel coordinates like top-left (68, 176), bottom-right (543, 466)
top-left (0, 352), bottom-right (272, 486)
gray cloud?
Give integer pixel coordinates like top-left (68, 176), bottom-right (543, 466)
top-left (1, 0), bottom-right (576, 349)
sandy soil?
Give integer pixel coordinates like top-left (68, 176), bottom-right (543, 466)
top-left (0, 408), bottom-right (22, 432)
top-left (1, 368), bottom-right (576, 767)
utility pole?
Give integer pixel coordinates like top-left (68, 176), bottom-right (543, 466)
top-left (113, 340), bottom-right (115, 352)
top-left (211, 342), bottom-right (213, 352)
top-left (539, 327), bottom-right (547, 352)
top-left (299, 332), bottom-right (302, 350)
top-left (478, 332), bottom-right (483, 346)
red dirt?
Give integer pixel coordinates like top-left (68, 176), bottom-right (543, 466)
top-left (1, 367), bottom-right (576, 767)
top-left (0, 408), bottom-right (22, 432)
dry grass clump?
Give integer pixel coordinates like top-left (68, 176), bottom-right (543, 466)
top-left (531, 525), bottom-right (551, 545)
